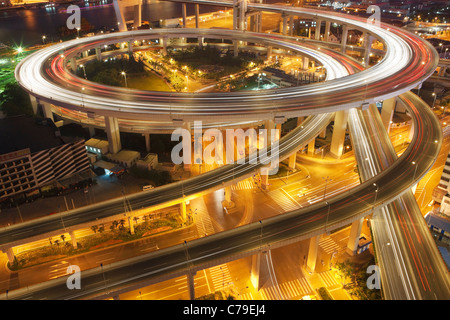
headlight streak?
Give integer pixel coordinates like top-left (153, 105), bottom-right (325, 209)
top-left (6, 2), bottom-right (446, 302)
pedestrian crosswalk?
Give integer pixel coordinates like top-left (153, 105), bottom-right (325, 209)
top-left (192, 200), bottom-right (215, 237)
top-left (239, 292), bottom-right (255, 300)
top-left (231, 179), bottom-right (255, 191)
top-left (267, 189), bottom-right (301, 212)
top-left (48, 260), bottom-right (70, 280)
top-left (319, 236), bottom-right (341, 255)
top-left (318, 271), bottom-right (340, 288)
top-left (239, 277), bottom-right (313, 300)
top-left (209, 264), bottom-right (233, 292)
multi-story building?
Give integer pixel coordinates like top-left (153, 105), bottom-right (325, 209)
top-left (0, 116), bottom-right (91, 201)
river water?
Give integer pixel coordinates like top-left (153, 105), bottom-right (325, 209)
top-left (0, 0), bottom-right (282, 47)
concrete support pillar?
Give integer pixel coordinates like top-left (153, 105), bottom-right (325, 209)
top-left (88, 126), bottom-right (96, 138)
top-left (104, 116), bottom-right (122, 154)
top-left (308, 138), bottom-right (315, 154)
top-left (198, 36), bottom-right (204, 48)
top-left (188, 271), bottom-right (196, 300)
top-left (297, 116), bottom-right (305, 126)
top-left (182, 3), bottom-right (187, 28)
top-left (70, 57), bottom-right (77, 71)
top-left (95, 47), bottom-right (102, 61)
top-left (395, 98), bottom-right (407, 113)
top-left (288, 153), bottom-right (296, 170)
top-left (41, 102), bottom-right (54, 122)
top-left (5, 247), bottom-right (15, 265)
top-left (233, 1), bottom-right (239, 30)
top-left (249, 14), bottom-right (256, 32)
top-left (133, 2), bottom-right (142, 29)
top-left (303, 56), bottom-right (309, 70)
top-left (319, 128), bottom-right (326, 139)
top-left (325, 21), bottom-right (331, 42)
top-left (144, 133), bottom-right (151, 152)
top-left (112, 0), bottom-right (127, 32)
top-left (29, 94), bottom-right (38, 115)
top-left (128, 215), bottom-right (135, 234)
top-left (258, 12), bottom-right (263, 33)
top-left (233, 40), bottom-right (239, 57)
top-left (239, 0), bottom-right (247, 31)
top-left (161, 37), bottom-right (167, 55)
top-left (315, 20), bottom-right (322, 40)
top-left (282, 14), bottom-right (288, 35)
top-left (289, 16), bottom-right (294, 36)
top-left (330, 110), bottom-right (349, 159)
top-left (195, 4), bottom-right (199, 28)
top-left (346, 217), bottom-right (364, 256)
top-left (251, 252), bottom-right (262, 289)
top-left (265, 119), bottom-right (275, 146)
top-left (380, 97), bottom-right (396, 133)
top-left (260, 167), bottom-right (269, 190)
top-left (69, 231), bottom-right (77, 249)
top-left (341, 25), bottom-right (348, 53)
top-left (126, 41), bottom-right (132, 55)
top-left (181, 201), bottom-right (187, 221)
top-left (250, 251), bottom-right (269, 291)
top-left (267, 46), bottom-right (272, 60)
top-left (364, 34), bottom-right (373, 67)
top-left (306, 235), bottom-right (320, 273)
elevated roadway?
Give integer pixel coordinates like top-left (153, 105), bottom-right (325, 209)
top-left (348, 97), bottom-right (450, 300)
top-left (3, 2), bottom-right (447, 300)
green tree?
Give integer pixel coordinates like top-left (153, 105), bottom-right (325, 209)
top-left (0, 82), bottom-right (34, 116)
top-left (92, 69), bottom-right (122, 87)
top-left (334, 261), bottom-right (355, 285)
top-left (111, 220), bottom-right (119, 230)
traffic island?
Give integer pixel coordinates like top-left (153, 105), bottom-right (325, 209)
top-left (7, 213), bottom-right (191, 272)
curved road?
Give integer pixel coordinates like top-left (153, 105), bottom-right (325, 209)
top-left (2, 3), bottom-right (448, 299)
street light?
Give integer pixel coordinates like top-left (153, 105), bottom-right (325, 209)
top-left (81, 87), bottom-right (85, 107)
top-left (42, 35), bottom-right (46, 45)
top-left (259, 220), bottom-right (263, 251)
top-left (373, 183), bottom-right (379, 210)
top-left (432, 92), bottom-right (437, 108)
top-left (322, 176), bottom-right (331, 200)
top-left (412, 161), bottom-right (418, 182)
top-left (121, 71), bottom-right (127, 88)
top-left (79, 64), bottom-right (87, 79)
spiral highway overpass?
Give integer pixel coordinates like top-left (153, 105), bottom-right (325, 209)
top-left (3, 1), bottom-right (449, 300)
